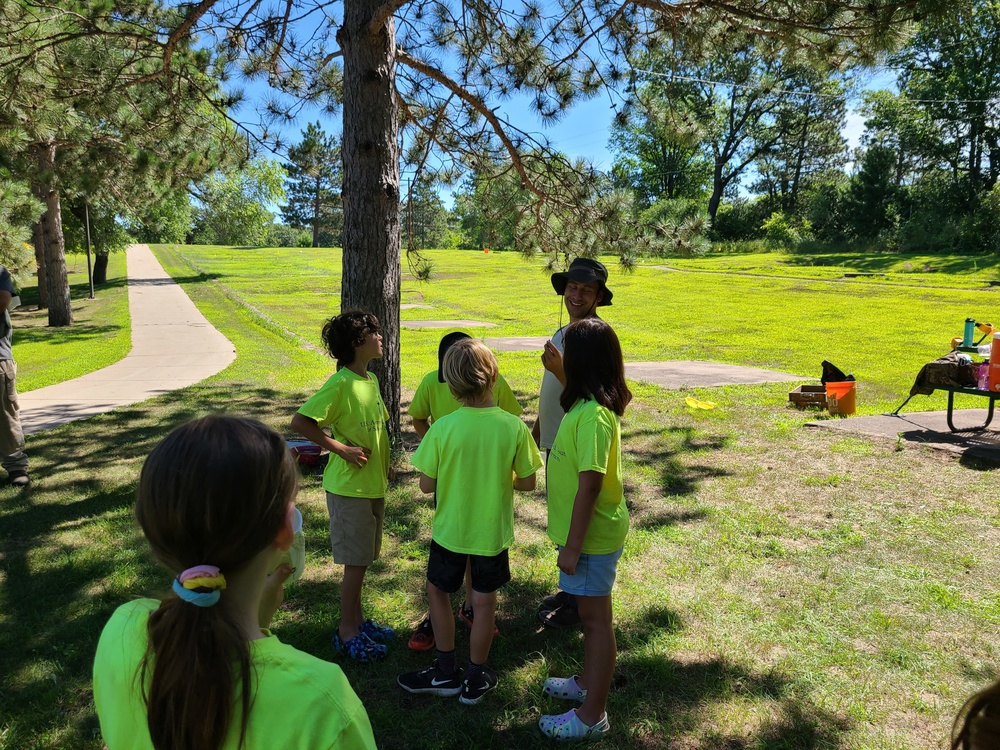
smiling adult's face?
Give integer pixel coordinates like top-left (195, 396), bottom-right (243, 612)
top-left (564, 279), bottom-right (604, 322)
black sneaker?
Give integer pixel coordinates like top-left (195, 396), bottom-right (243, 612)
top-left (8, 470), bottom-right (29, 488)
top-left (540, 590), bottom-right (569, 610)
top-left (459, 665), bottom-right (498, 705)
top-left (397, 662), bottom-right (463, 697)
top-left (538, 602), bottom-right (581, 629)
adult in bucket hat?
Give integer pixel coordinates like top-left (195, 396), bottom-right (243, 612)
top-left (549, 257), bottom-right (613, 308)
top-left (532, 256), bottom-right (615, 629)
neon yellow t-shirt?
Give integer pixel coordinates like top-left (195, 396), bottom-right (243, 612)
top-left (298, 368), bottom-right (390, 498)
top-left (411, 407), bottom-right (542, 555)
top-left (93, 599), bottom-right (377, 750)
top-left (546, 398), bottom-right (628, 554)
top-left (408, 370), bottom-right (522, 421)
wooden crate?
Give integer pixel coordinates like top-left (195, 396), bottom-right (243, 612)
top-left (788, 385), bottom-right (827, 409)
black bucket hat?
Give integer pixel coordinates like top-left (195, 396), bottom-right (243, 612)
top-left (437, 331), bottom-right (472, 382)
top-left (550, 257), bottom-right (613, 306)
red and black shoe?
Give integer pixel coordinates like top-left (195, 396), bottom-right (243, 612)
top-left (407, 616), bottom-right (435, 652)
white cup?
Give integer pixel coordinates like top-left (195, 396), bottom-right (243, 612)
top-left (277, 507), bottom-right (305, 582)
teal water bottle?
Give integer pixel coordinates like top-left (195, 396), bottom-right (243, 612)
top-left (964, 317), bottom-right (976, 347)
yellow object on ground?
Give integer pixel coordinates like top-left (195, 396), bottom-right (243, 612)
top-left (685, 396), bottom-right (716, 410)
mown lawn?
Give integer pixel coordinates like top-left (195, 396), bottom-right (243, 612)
top-left (14, 252), bottom-right (130, 392)
top-left (0, 245), bottom-right (997, 749)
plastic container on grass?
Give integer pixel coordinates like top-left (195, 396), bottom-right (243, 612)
top-left (826, 380), bottom-right (856, 416)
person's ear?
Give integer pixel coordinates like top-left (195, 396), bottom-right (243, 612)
top-left (275, 503), bottom-right (296, 551)
top-left (595, 288), bottom-right (605, 305)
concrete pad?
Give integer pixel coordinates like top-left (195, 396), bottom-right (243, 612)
top-left (624, 361), bottom-right (807, 389)
top-left (485, 336), bottom-right (550, 352)
top-left (400, 304), bottom-right (433, 310)
top-left (18, 244), bottom-right (236, 435)
top-left (401, 319), bottom-right (497, 329)
top-left (807, 410), bottom-right (1000, 461)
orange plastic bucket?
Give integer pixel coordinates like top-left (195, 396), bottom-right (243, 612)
top-left (826, 381), bottom-right (856, 416)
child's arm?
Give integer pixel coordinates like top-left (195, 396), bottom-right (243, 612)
top-left (418, 472), bottom-right (436, 494)
top-left (290, 413), bottom-right (370, 467)
top-left (557, 470), bottom-right (604, 575)
top-left (412, 417), bottom-right (431, 439)
top-left (513, 472), bottom-right (536, 491)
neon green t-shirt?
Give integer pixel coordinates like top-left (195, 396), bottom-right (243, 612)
top-left (408, 370), bottom-right (522, 421)
top-left (411, 407), bottom-right (542, 555)
top-left (298, 368), bottom-right (390, 498)
top-left (546, 398), bottom-right (629, 555)
top-left (93, 599), bottom-right (377, 750)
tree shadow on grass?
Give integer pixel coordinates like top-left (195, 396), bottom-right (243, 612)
top-left (127, 273), bottom-right (223, 286)
top-left (624, 425), bottom-right (733, 499)
top-left (0, 383), bottom-right (317, 747)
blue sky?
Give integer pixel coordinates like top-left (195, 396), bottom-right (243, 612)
top-left (246, 70), bottom-right (888, 209)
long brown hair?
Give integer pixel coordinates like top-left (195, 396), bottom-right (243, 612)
top-left (952, 679), bottom-right (1000, 749)
top-left (560, 317), bottom-right (632, 416)
top-left (136, 415), bottom-right (297, 750)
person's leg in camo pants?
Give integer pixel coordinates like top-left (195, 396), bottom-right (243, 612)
top-left (0, 359), bottom-right (28, 476)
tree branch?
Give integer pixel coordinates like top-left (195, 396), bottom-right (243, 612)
top-left (396, 47), bottom-right (549, 202)
top-left (368, 0), bottom-right (412, 37)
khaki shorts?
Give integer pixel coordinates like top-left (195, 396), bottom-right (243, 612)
top-left (326, 492), bottom-right (384, 566)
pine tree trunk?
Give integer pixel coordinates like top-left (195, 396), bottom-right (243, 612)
top-left (313, 174), bottom-right (321, 248)
top-left (94, 254), bottom-right (109, 285)
top-left (36, 141), bottom-right (73, 327)
top-left (32, 218), bottom-right (48, 310)
top-left (708, 160), bottom-right (725, 227)
top-left (339, 0), bottom-right (401, 437)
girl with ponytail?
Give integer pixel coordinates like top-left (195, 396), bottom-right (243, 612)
top-left (93, 415), bottom-right (376, 750)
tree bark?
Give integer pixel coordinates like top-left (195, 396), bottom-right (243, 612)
top-left (36, 141), bottom-right (72, 326)
top-left (313, 173), bottom-right (321, 247)
top-left (339, 0), bottom-right (401, 437)
top-left (32, 218), bottom-right (48, 310)
top-left (94, 254), bottom-right (109, 285)
top-left (708, 158), bottom-right (725, 226)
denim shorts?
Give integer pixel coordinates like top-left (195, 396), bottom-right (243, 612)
top-left (558, 546), bottom-right (623, 598)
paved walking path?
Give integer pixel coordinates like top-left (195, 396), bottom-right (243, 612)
top-left (18, 244), bottom-right (236, 435)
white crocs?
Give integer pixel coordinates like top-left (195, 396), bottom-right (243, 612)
top-left (542, 675), bottom-right (587, 703)
top-left (539, 708), bottom-right (610, 741)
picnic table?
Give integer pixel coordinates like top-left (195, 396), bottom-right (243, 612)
top-left (890, 350), bottom-right (1000, 432)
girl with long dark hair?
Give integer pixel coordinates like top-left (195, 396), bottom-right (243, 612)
top-left (539, 317), bottom-right (631, 741)
top-left (93, 415), bottom-right (376, 750)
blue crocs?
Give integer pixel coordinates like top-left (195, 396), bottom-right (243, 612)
top-left (359, 619), bottom-right (395, 643)
top-left (332, 631), bottom-right (388, 662)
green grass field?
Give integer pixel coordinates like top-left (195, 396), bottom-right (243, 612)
top-left (1, 245), bottom-right (997, 749)
top-left (13, 253), bottom-right (130, 392)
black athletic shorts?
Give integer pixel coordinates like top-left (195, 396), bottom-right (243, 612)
top-left (427, 539), bottom-right (511, 594)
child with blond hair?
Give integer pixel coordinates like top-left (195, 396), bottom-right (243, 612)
top-left (398, 339), bottom-right (542, 705)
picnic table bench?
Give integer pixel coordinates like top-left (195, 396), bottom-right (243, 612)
top-left (931, 386), bottom-right (999, 432)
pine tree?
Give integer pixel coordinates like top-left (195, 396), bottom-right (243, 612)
top-left (282, 123), bottom-right (343, 247)
top-left (1, 0), bottom-right (952, 424)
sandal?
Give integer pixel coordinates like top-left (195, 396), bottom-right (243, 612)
top-left (543, 675), bottom-right (587, 703)
top-left (359, 618), bottom-right (395, 642)
top-left (332, 631), bottom-right (388, 662)
top-left (539, 708), bottom-right (610, 741)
